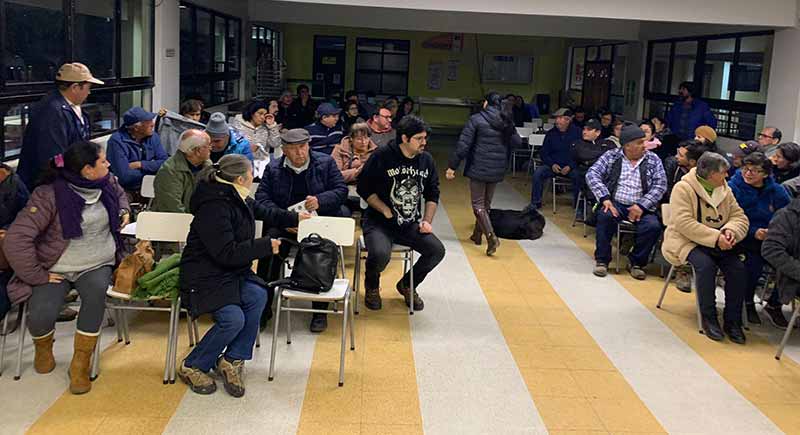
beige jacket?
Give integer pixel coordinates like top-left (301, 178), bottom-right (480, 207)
top-left (662, 167), bottom-right (749, 265)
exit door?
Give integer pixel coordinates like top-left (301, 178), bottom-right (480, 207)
top-left (313, 36), bottom-right (346, 99)
top-left (582, 61), bottom-right (612, 114)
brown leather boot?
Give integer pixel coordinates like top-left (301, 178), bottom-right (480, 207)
top-left (33, 331), bottom-right (56, 374)
top-left (69, 332), bottom-right (98, 394)
top-left (469, 222), bottom-right (482, 245)
top-left (476, 210), bottom-right (499, 256)
top-left (486, 233), bottom-right (501, 256)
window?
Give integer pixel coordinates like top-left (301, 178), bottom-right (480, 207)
top-left (644, 31), bottom-right (773, 140)
top-left (179, 2), bottom-right (242, 104)
top-left (0, 0), bottom-right (156, 161)
top-left (252, 25), bottom-right (281, 61)
top-left (355, 38), bottom-right (410, 96)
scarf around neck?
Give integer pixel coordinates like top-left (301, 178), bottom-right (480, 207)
top-left (53, 170), bottom-right (121, 247)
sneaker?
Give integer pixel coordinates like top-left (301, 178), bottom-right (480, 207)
top-left (215, 357), bottom-right (245, 398)
top-left (309, 314), bottom-right (328, 333)
top-left (628, 264), bottom-right (647, 280)
top-left (764, 304), bottom-right (789, 329)
top-left (178, 362), bottom-right (217, 395)
top-left (745, 303), bottom-right (761, 325)
top-left (364, 287), bottom-right (382, 310)
top-left (593, 263), bottom-right (608, 277)
top-left (723, 323), bottom-right (747, 345)
top-left (396, 282), bottom-right (424, 311)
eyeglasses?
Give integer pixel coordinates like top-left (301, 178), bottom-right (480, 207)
top-left (742, 167), bottom-right (765, 175)
top-left (758, 133), bottom-right (774, 139)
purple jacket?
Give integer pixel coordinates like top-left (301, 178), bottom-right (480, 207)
top-left (3, 178), bottom-right (129, 305)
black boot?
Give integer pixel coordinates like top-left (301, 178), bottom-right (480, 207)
top-left (724, 323), bottom-right (747, 345)
top-left (469, 222), bottom-right (482, 245)
top-left (701, 314), bottom-right (724, 341)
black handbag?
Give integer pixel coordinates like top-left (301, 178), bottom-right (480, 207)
top-left (271, 233), bottom-right (339, 293)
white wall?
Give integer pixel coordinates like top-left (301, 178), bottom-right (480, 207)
top-left (153, 0), bottom-right (180, 111)
top-left (765, 26), bottom-right (800, 141)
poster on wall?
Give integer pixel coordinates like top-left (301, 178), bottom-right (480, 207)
top-left (428, 62), bottom-right (443, 89)
top-left (447, 60), bottom-right (459, 81)
top-left (573, 64), bottom-right (584, 88)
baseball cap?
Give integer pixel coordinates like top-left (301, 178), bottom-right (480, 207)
top-left (56, 63), bottom-right (104, 85)
top-left (317, 102), bottom-right (341, 117)
top-left (553, 108), bottom-right (574, 117)
top-left (122, 107), bottom-right (156, 127)
top-left (584, 119), bottom-right (602, 131)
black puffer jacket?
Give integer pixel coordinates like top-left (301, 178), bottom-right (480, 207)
top-left (448, 107), bottom-right (521, 183)
top-left (180, 181), bottom-right (298, 316)
top-left (762, 198), bottom-right (800, 304)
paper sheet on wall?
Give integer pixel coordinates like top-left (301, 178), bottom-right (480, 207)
top-left (427, 62), bottom-right (442, 90)
top-left (288, 200), bottom-right (318, 216)
top-left (447, 60), bottom-right (459, 81)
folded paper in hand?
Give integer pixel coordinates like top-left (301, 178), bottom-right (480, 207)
top-left (288, 200), bottom-right (318, 216)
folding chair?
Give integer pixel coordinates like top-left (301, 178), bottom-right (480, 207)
top-left (353, 236), bottom-right (415, 316)
top-left (516, 127), bottom-right (533, 138)
top-left (572, 190), bottom-right (589, 237)
top-left (269, 217), bottom-right (356, 387)
top-left (552, 176), bottom-right (573, 214)
top-left (776, 297), bottom-right (800, 360)
top-left (615, 220), bottom-right (637, 273)
top-left (528, 134), bottom-right (546, 174)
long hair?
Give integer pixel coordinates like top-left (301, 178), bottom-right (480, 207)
top-left (485, 92), bottom-right (515, 142)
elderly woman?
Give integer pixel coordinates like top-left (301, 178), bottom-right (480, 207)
top-left (332, 122), bottom-right (378, 185)
top-left (178, 154), bottom-right (307, 398)
top-left (663, 152), bottom-right (750, 344)
top-left (770, 142), bottom-right (800, 184)
top-left (729, 152), bottom-right (791, 325)
top-left (4, 141), bottom-right (129, 394)
top-left (231, 101), bottom-right (282, 160)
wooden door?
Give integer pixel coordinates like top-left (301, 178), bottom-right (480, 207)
top-left (582, 62), bottom-right (612, 113)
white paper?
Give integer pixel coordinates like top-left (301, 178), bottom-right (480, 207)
top-left (288, 200), bottom-right (318, 216)
top-left (253, 159), bottom-right (269, 179)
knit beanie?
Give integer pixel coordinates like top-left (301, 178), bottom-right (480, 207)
top-left (205, 112), bottom-right (229, 137)
top-left (619, 122), bottom-right (646, 146)
top-left (694, 125), bottom-right (717, 144)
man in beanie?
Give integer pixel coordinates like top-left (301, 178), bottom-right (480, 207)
top-left (694, 125), bottom-right (718, 148)
top-left (205, 112), bottom-right (253, 163)
top-left (106, 107), bottom-right (168, 192)
top-left (255, 128), bottom-right (347, 333)
top-left (666, 81), bottom-right (717, 140)
top-left (529, 108), bottom-right (581, 209)
top-left (18, 62), bottom-right (104, 188)
top-left (305, 102), bottom-right (344, 155)
top-left (586, 122), bottom-right (667, 279)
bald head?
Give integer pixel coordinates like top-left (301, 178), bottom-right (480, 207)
top-left (178, 129), bottom-right (211, 165)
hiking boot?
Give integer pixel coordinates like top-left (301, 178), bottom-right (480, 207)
top-left (178, 362), bottom-right (217, 395)
top-left (701, 314), bottom-right (724, 341)
top-left (57, 307), bottom-right (78, 322)
top-left (764, 304), bottom-right (789, 329)
top-left (364, 287), bottom-right (382, 310)
top-left (396, 283), bottom-right (424, 311)
top-left (310, 314), bottom-right (328, 333)
top-left (745, 303), bottom-right (761, 325)
top-left (469, 223), bottom-right (482, 245)
top-left (723, 323), bottom-right (747, 345)
top-left (215, 356), bottom-right (245, 398)
top-left (593, 262), bottom-right (608, 277)
top-left (33, 331), bottom-right (56, 374)
top-left (486, 234), bottom-right (500, 256)
top-left (628, 264), bottom-right (647, 280)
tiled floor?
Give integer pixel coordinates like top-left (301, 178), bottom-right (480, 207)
top-left (4, 148), bottom-right (800, 434)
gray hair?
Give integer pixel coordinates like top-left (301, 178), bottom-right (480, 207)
top-left (197, 154), bottom-right (252, 184)
top-left (696, 152), bottom-right (730, 178)
top-left (178, 129), bottom-right (210, 154)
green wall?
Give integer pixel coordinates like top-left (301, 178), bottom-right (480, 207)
top-left (282, 24), bottom-right (568, 127)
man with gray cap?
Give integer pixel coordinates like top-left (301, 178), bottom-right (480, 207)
top-left (107, 107), bottom-right (168, 192)
top-left (17, 62), bottom-right (104, 188)
top-left (205, 112), bottom-right (253, 163)
top-left (304, 102), bottom-right (344, 154)
top-left (255, 128), bottom-right (347, 332)
top-left (151, 129), bottom-right (212, 213)
top-left (586, 122), bottom-right (667, 279)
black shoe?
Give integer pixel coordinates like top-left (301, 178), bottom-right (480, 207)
top-left (724, 323), bottom-right (747, 345)
top-left (309, 314), bottom-right (328, 333)
top-left (57, 307), bottom-right (78, 323)
top-left (396, 282), bottom-right (424, 311)
top-left (764, 304), bottom-right (789, 329)
top-left (364, 287), bottom-right (382, 311)
top-left (745, 304), bottom-right (761, 325)
top-left (701, 315), bottom-right (724, 341)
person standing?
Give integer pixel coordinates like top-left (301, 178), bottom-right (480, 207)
top-left (666, 81), bottom-right (718, 141)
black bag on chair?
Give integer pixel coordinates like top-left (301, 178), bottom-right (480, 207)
top-left (489, 208), bottom-right (546, 240)
top-left (273, 233), bottom-right (339, 293)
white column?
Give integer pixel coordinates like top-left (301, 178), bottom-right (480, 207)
top-left (153, 0), bottom-right (181, 111)
top-left (765, 25), bottom-right (800, 142)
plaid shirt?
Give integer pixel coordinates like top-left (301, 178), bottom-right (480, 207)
top-left (614, 157), bottom-right (644, 205)
top-left (586, 148), bottom-right (667, 211)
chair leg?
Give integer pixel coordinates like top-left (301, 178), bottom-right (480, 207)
top-left (169, 297), bottom-right (181, 383)
top-left (285, 299), bottom-right (292, 345)
top-left (113, 308), bottom-right (123, 343)
top-left (776, 302), bottom-right (800, 359)
top-left (120, 303), bottom-right (131, 345)
top-left (339, 246), bottom-right (346, 279)
top-left (615, 227), bottom-right (621, 274)
top-left (163, 300), bottom-right (177, 384)
top-left (552, 178), bottom-right (557, 215)
top-left (409, 251), bottom-right (415, 316)
top-left (353, 243), bottom-right (361, 315)
top-left (691, 268), bottom-right (703, 334)
top-left (187, 313), bottom-right (195, 347)
top-left (90, 332), bottom-right (101, 381)
top-left (338, 296), bottom-right (349, 387)
top-left (192, 318), bottom-right (199, 344)
top-left (0, 311), bottom-right (9, 377)
top-left (15, 303), bottom-right (27, 381)
top-left (268, 289), bottom-right (283, 381)
top-left (255, 326), bottom-right (261, 348)
top-left (656, 266), bottom-right (675, 308)
top-left (349, 291), bottom-right (356, 351)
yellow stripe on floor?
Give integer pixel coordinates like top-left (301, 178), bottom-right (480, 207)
top-left (439, 175), bottom-right (666, 434)
top-left (511, 179), bottom-right (800, 432)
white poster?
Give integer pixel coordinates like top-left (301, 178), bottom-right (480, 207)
top-left (447, 60), bottom-right (459, 81)
top-left (427, 62), bottom-right (443, 90)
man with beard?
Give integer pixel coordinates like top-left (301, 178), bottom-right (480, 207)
top-left (666, 81), bottom-right (718, 141)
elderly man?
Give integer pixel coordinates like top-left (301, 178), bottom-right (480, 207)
top-left (367, 107), bottom-right (396, 147)
top-left (758, 126), bottom-right (782, 154)
top-left (305, 102), bottom-right (344, 154)
top-left (204, 112), bottom-right (253, 162)
top-left (107, 107), bottom-right (168, 193)
top-left (529, 108), bottom-right (581, 210)
top-left (17, 63), bottom-right (104, 188)
top-left (667, 81), bottom-right (718, 140)
top-left (256, 129), bottom-right (348, 333)
top-left (587, 122), bottom-right (667, 279)
top-left (151, 129), bottom-right (212, 213)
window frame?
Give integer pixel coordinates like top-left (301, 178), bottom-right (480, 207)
top-left (354, 37), bottom-right (410, 96)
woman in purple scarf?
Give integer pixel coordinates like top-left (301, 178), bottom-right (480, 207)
top-left (4, 141), bottom-right (129, 395)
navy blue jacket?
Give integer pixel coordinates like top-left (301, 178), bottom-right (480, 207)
top-left (106, 129), bottom-right (168, 191)
top-left (666, 98), bottom-right (718, 140)
top-left (305, 121), bottom-right (344, 155)
top-left (17, 91), bottom-right (91, 188)
top-left (255, 151), bottom-right (347, 216)
top-left (449, 107), bottom-right (521, 183)
top-left (729, 171), bottom-right (791, 239)
top-left (540, 125), bottom-right (580, 168)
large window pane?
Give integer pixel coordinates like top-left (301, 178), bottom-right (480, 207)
top-left (2, 104), bottom-right (31, 159)
top-left (702, 38), bottom-right (735, 100)
top-left (382, 74), bottom-right (407, 95)
top-left (84, 93), bottom-right (117, 136)
top-left (75, 0), bottom-right (116, 79)
top-left (611, 45), bottom-right (626, 95)
top-left (196, 10), bottom-right (212, 74)
top-left (649, 42), bottom-right (670, 94)
top-left (180, 5), bottom-right (193, 75)
top-left (733, 35), bottom-right (772, 104)
top-left (214, 17), bottom-right (226, 73)
top-left (121, 0), bottom-right (153, 77)
top-left (357, 53), bottom-right (381, 70)
top-left (670, 41), bottom-right (697, 94)
top-left (383, 54), bottom-right (408, 72)
top-left (227, 20), bottom-right (240, 72)
top-left (4, 1), bottom-right (65, 83)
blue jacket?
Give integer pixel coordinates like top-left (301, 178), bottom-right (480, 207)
top-left (305, 121), bottom-right (344, 155)
top-left (212, 128), bottom-right (253, 162)
top-left (106, 129), bottom-right (168, 191)
top-left (666, 98), bottom-right (718, 140)
top-left (17, 91), bottom-right (91, 188)
top-left (255, 151), bottom-right (347, 216)
top-left (540, 125), bottom-right (580, 168)
top-left (729, 171), bottom-right (791, 238)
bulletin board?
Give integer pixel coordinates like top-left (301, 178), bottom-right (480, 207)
top-left (481, 54), bottom-right (534, 84)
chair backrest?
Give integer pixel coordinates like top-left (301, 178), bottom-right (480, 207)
top-left (661, 204), bottom-right (672, 226)
top-left (140, 175), bottom-right (156, 199)
top-left (516, 127), bottom-right (533, 138)
top-left (531, 119), bottom-right (543, 129)
top-left (523, 122), bottom-right (535, 129)
top-left (529, 134), bottom-right (546, 146)
top-left (135, 211), bottom-right (194, 243)
top-left (543, 123), bottom-right (554, 131)
top-left (249, 182), bottom-right (259, 199)
top-left (298, 216), bottom-right (355, 247)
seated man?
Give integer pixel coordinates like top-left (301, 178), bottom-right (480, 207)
top-left (366, 107), bottom-right (396, 148)
top-left (530, 108), bottom-right (581, 209)
top-left (204, 112), bottom-right (253, 163)
top-left (663, 140), bottom-right (710, 204)
top-left (107, 107), bottom-right (168, 193)
top-left (255, 129), bottom-right (348, 333)
top-left (357, 115), bottom-right (446, 312)
top-left (762, 196), bottom-right (800, 328)
top-left (570, 118), bottom-right (612, 193)
top-left (586, 122), bottom-right (667, 279)
top-left (151, 129), bottom-right (212, 213)
top-left (305, 102), bottom-right (344, 155)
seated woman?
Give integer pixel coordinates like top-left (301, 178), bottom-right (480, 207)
top-left (662, 152), bottom-right (750, 344)
top-left (640, 120), bottom-right (661, 152)
top-left (4, 141), bottom-right (129, 394)
top-left (178, 154), bottom-right (307, 398)
top-left (770, 142), bottom-right (800, 184)
top-left (230, 100), bottom-right (282, 161)
top-left (729, 152), bottom-right (791, 326)
top-left (332, 122), bottom-right (378, 185)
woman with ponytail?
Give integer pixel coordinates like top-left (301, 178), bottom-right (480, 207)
top-left (4, 141), bottom-right (129, 394)
top-left (446, 92), bottom-right (520, 255)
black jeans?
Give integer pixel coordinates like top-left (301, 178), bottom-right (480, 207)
top-left (687, 246), bottom-right (746, 324)
top-left (363, 220), bottom-right (446, 291)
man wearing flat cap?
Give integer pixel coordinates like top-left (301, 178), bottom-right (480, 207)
top-left (305, 102), bottom-right (345, 155)
top-left (255, 128), bottom-right (348, 333)
top-left (107, 107), bottom-right (168, 193)
top-left (18, 62), bottom-right (104, 188)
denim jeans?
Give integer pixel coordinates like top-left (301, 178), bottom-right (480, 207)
top-left (184, 279), bottom-right (268, 372)
top-left (594, 201), bottom-right (662, 267)
top-left (530, 166), bottom-right (581, 208)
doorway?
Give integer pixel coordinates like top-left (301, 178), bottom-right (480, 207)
top-left (582, 61), bottom-right (612, 113)
top-left (313, 36), bottom-right (346, 99)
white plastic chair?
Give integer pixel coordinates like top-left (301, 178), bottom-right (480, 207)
top-left (543, 123), bottom-right (554, 132)
top-left (516, 127), bottom-right (533, 138)
top-left (523, 122), bottom-right (536, 129)
top-left (269, 217), bottom-right (356, 387)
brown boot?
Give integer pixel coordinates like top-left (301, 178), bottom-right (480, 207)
top-left (33, 331), bottom-right (56, 374)
top-left (476, 210), bottom-right (499, 256)
top-left (69, 332), bottom-right (98, 395)
top-left (364, 287), bottom-right (382, 310)
top-left (486, 233), bottom-right (501, 256)
top-left (469, 222), bottom-right (482, 245)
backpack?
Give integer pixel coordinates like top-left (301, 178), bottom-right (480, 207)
top-left (275, 233), bottom-right (339, 293)
top-left (489, 208), bottom-right (546, 240)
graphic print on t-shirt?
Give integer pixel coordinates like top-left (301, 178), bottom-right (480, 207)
top-left (387, 165), bottom-right (427, 226)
